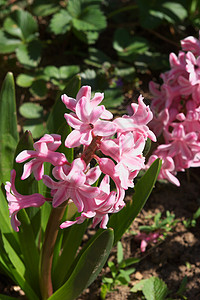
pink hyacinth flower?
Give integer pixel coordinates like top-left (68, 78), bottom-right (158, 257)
top-left (147, 154), bottom-right (180, 186)
top-left (114, 95), bottom-right (156, 142)
top-left (157, 124), bottom-right (199, 162)
top-left (42, 158), bottom-right (100, 211)
top-left (98, 157), bottom-right (125, 210)
top-left (62, 85), bottom-right (112, 119)
top-left (186, 51), bottom-right (200, 85)
top-left (181, 35), bottom-right (200, 56)
top-left (5, 170), bottom-right (46, 232)
top-left (100, 132), bottom-right (145, 189)
top-left (16, 134), bottom-right (67, 181)
top-left (64, 93), bottom-right (116, 148)
top-left (60, 175), bottom-right (122, 229)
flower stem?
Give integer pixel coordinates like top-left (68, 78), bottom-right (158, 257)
top-left (39, 203), bottom-right (67, 299)
top-left (81, 136), bottom-right (101, 165)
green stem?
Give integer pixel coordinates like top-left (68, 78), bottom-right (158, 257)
top-left (39, 203), bottom-right (67, 300)
top-left (107, 4), bottom-right (137, 19)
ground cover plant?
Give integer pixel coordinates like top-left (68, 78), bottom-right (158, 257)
top-left (0, 0), bottom-right (200, 299)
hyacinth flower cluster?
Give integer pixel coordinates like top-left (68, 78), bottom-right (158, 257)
top-left (5, 85), bottom-right (156, 232)
top-left (147, 33), bottom-right (200, 186)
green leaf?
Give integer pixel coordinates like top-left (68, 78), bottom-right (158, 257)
top-left (29, 79), bottom-right (47, 98)
top-left (46, 75), bottom-right (81, 133)
top-left (193, 207), bottom-right (200, 220)
top-left (71, 4), bottom-right (106, 31)
top-left (117, 241), bottom-right (123, 264)
top-left (19, 103), bottom-right (43, 119)
top-left (177, 276), bottom-right (187, 296)
top-left (23, 119), bottom-right (45, 139)
top-left (0, 72), bottom-right (19, 183)
top-left (49, 229), bottom-right (114, 300)
top-left (113, 28), bottom-right (149, 61)
top-left (136, 0), bottom-right (163, 29)
top-left (16, 40), bottom-right (41, 68)
top-left (108, 159), bottom-right (162, 244)
top-left (131, 276), bottom-right (169, 300)
top-left (32, 0), bottom-right (60, 17)
top-left (0, 30), bottom-right (21, 54)
top-left (85, 47), bottom-right (112, 68)
top-left (44, 66), bottom-right (60, 79)
top-left (50, 9), bottom-right (72, 35)
top-left (119, 257), bottom-right (140, 268)
top-left (0, 294), bottom-right (21, 300)
top-left (59, 65), bottom-right (80, 79)
top-left (16, 74), bottom-right (35, 87)
top-left (102, 88), bottom-right (124, 109)
top-left (161, 2), bottom-right (187, 23)
top-left (17, 210), bottom-right (41, 295)
top-left (52, 221), bottom-right (88, 289)
top-left (0, 233), bottom-right (39, 300)
top-left (3, 10), bottom-right (38, 41)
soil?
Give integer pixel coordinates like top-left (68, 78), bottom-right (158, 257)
top-left (77, 168), bottom-right (200, 300)
top-left (2, 168), bottom-right (199, 299)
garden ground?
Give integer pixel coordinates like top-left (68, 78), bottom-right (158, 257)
top-left (78, 168), bottom-right (200, 300)
top-left (1, 168), bottom-right (199, 299)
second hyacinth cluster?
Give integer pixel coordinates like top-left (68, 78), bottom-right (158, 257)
top-left (147, 33), bottom-right (200, 186)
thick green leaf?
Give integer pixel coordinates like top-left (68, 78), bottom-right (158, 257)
top-left (0, 72), bottom-right (19, 183)
top-left (17, 210), bottom-right (41, 296)
top-left (19, 103), bottom-right (43, 119)
top-left (46, 75), bottom-right (81, 133)
top-left (52, 221), bottom-right (88, 289)
top-left (3, 10), bottom-right (38, 41)
top-left (0, 233), bottom-right (39, 300)
top-left (16, 74), bottom-right (35, 87)
top-left (50, 9), bottom-right (72, 35)
top-left (0, 30), bottom-right (21, 54)
top-left (16, 40), bottom-right (42, 68)
top-left (49, 229), bottom-right (114, 300)
top-left (108, 159), bottom-right (161, 244)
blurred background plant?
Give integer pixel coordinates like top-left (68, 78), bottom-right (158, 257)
top-left (0, 0), bottom-right (199, 137)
